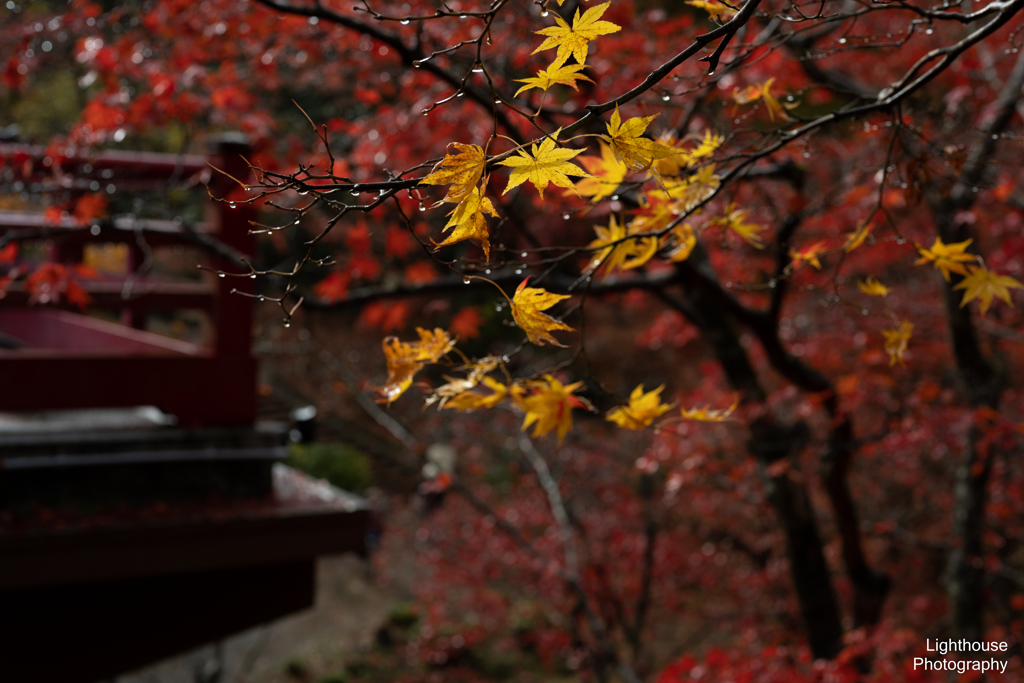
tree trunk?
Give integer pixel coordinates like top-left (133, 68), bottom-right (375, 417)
top-left (751, 417), bottom-right (845, 659)
top-left (659, 287), bottom-right (845, 659)
top-left (823, 415), bottom-right (891, 627)
top-left (928, 201), bottom-right (1003, 642)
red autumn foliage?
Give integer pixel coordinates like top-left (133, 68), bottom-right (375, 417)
top-left (4, 0), bottom-right (1024, 681)
top-left (449, 306), bottom-right (484, 341)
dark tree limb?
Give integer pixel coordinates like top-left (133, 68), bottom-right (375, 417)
top-left (823, 413), bottom-right (892, 626)
top-left (925, 47), bottom-right (1024, 642)
top-left (751, 416), bottom-right (844, 659)
top-left (656, 284), bottom-right (844, 659)
top-left (669, 210), bottom-right (892, 634)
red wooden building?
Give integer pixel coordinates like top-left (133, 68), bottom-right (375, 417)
top-left (0, 137), bottom-right (367, 683)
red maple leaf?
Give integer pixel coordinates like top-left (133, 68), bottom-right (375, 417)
top-left (0, 243), bottom-right (17, 265)
top-left (361, 301), bottom-right (408, 332)
top-left (348, 254), bottom-right (381, 281)
top-left (73, 193), bottom-right (108, 224)
top-left (65, 279), bottom-right (91, 309)
top-left (345, 220), bottom-right (372, 254)
top-left (403, 261), bottom-right (437, 284)
top-left (42, 206), bottom-right (65, 226)
top-left (450, 306), bottom-right (484, 340)
top-left (313, 271), bottom-right (351, 302)
top-left (385, 226), bottom-right (417, 258)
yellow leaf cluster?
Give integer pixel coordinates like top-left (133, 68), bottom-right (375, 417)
top-left (858, 276), bottom-right (889, 297)
top-left (438, 186), bottom-right (499, 260)
top-left (686, 0), bottom-right (737, 21)
top-left (572, 142), bottom-right (628, 203)
top-left (516, 2), bottom-right (618, 109)
top-left (915, 237), bottom-right (976, 281)
top-left (628, 165), bottom-right (720, 234)
top-left (732, 78), bottom-right (798, 122)
top-left (789, 241), bottom-right (827, 270)
top-left (579, 164), bottom-right (723, 276)
top-left (606, 384), bottom-right (673, 430)
top-left (602, 106), bottom-right (681, 173)
top-left (680, 397), bottom-right (739, 422)
top-left (587, 214), bottom-right (658, 274)
top-left (953, 265), bottom-right (1023, 315)
top-left (513, 375), bottom-right (584, 445)
top-left (377, 327), bottom-right (456, 404)
top-left (511, 278), bottom-right (575, 346)
top-left (426, 356), bottom-right (502, 409)
top-left (665, 223), bottom-right (697, 262)
top-left (713, 203), bottom-right (765, 248)
top-left (661, 165), bottom-right (721, 213)
top-left (882, 320), bottom-right (913, 367)
top-left (420, 143), bottom-right (486, 205)
top-left (629, 192), bottom-right (678, 236)
top-left (443, 376), bottom-right (509, 412)
top-left (843, 223), bottom-right (873, 252)
top-left (652, 130), bottom-right (723, 177)
top-left (420, 143), bottom-right (499, 258)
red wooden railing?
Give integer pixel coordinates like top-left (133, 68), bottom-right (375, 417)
top-left (0, 136), bottom-right (258, 426)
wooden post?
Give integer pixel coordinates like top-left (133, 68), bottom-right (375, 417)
top-left (206, 133), bottom-right (256, 358)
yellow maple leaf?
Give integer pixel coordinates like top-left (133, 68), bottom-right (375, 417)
top-left (513, 375), bottom-right (584, 445)
top-left (587, 214), bottom-right (658, 275)
top-left (427, 376), bottom-right (476, 409)
top-left (686, 0), bottom-right (737, 21)
top-left (653, 130), bottom-right (723, 177)
top-left (680, 396), bottom-right (739, 422)
top-left (497, 129), bottom-right (588, 199)
top-left (419, 143), bottom-right (486, 205)
top-left (588, 213), bottom-right (630, 273)
top-left (533, 1), bottom-right (621, 68)
top-left (510, 278), bottom-right (575, 346)
top-left (843, 223), bottom-right (873, 252)
top-left (733, 78), bottom-right (798, 122)
top-left (915, 236), bottom-right (976, 282)
top-left (606, 384), bottom-right (674, 430)
top-left (515, 62), bottom-right (593, 97)
top-left (882, 320), bottom-right (913, 367)
top-left (436, 186), bottom-right (499, 260)
top-left (464, 355), bottom-right (501, 381)
top-left (665, 222), bottom-right (697, 262)
top-left (857, 276), bottom-right (889, 297)
top-left (631, 191), bottom-right (679, 236)
top-left (686, 130), bottom-right (724, 163)
top-left (377, 327), bottom-right (456, 404)
top-left (651, 134), bottom-right (688, 177)
top-left (670, 164), bottom-right (721, 211)
top-left (953, 265), bottom-right (1023, 315)
top-left (413, 327), bottom-right (457, 362)
top-left (443, 376), bottom-right (508, 412)
top-left (378, 341), bottom-right (422, 406)
top-left (602, 106), bottom-right (681, 173)
top-left (572, 141), bottom-right (628, 203)
top-left (425, 356), bottom-right (502, 409)
top-left (789, 241), bottom-right (827, 270)
top-left (622, 239), bottom-right (659, 270)
top-left (714, 203), bottom-right (764, 248)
